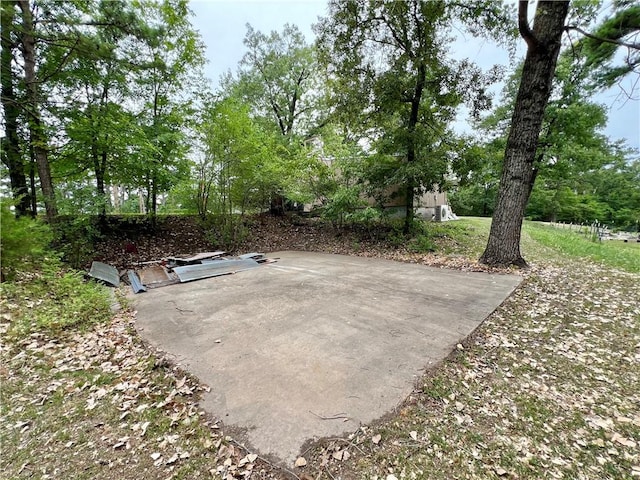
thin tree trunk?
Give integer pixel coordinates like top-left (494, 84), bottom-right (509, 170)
top-left (28, 144), bottom-right (37, 214)
top-left (1, 1), bottom-right (32, 216)
top-left (480, 0), bottom-right (569, 268)
top-left (403, 61), bottom-right (426, 233)
top-left (19, 0), bottom-right (58, 220)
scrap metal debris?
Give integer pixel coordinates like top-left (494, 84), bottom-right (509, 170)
top-left (173, 259), bottom-right (259, 283)
top-left (139, 265), bottom-right (174, 287)
top-left (127, 270), bottom-right (147, 293)
top-left (88, 261), bottom-right (120, 287)
top-left (89, 253), bottom-right (275, 294)
top-left (166, 251), bottom-right (225, 265)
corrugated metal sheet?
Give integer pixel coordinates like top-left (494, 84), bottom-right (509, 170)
top-left (88, 261), bottom-right (120, 287)
top-left (167, 251), bottom-right (225, 265)
top-left (173, 259), bottom-right (259, 283)
top-left (127, 270), bottom-right (147, 293)
top-left (238, 252), bottom-right (265, 260)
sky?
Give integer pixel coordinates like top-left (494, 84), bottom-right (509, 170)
top-left (188, 0), bottom-right (640, 153)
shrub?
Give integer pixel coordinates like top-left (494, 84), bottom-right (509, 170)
top-left (0, 202), bottom-right (54, 281)
top-left (51, 215), bottom-right (103, 269)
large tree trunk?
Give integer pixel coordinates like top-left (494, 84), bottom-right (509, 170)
top-left (480, 0), bottom-right (569, 268)
top-left (19, 0), bottom-right (58, 221)
top-left (1, 2), bottom-right (32, 216)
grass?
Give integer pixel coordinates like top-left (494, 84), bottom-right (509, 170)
top-left (1, 263), bottom-right (113, 337)
top-left (2, 215), bottom-right (639, 479)
top-left (408, 219), bottom-right (485, 256)
top-left (524, 221), bottom-right (640, 273)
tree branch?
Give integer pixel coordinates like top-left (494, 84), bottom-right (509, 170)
top-left (518, 0), bottom-right (538, 51)
top-left (565, 25), bottom-right (640, 51)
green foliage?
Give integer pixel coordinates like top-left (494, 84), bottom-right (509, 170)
top-left (223, 23), bottom-right (323, 138)
top-left (468, 50), bottom-right (640, 229)
top-left (0, 202), bottom-right (53, 281)
top-left (576, 3), bottom-right (640, 89)
top-left (2, 0), bottom-right (205, 218)
top-left (201, 214), bottom-right (249, 251)
top-left (321, 186), bottom-right (369, 227)
top-left (1, 263), bottom-right (112, 337)
top-left (51, 216), bottom-right (103, 269)
top-left (315, 0), bottom-right (515, 231)
top-left (408, 221), bottom-right (479, 254)
top-left (525, 222), bottom-right (640, 273)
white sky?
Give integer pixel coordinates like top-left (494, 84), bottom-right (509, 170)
top-left (188, 0), bottom-right (639, 152)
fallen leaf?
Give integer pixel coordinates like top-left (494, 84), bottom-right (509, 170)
top-left (294, 456), bottom-right (307, 467)
top-left (140, 421), bottom-right (150, 436)
top-left (612, 433), bottom-right (637, 448)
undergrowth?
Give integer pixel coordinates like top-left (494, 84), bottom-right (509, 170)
top-left (1, 262), bottom-right (113, 338)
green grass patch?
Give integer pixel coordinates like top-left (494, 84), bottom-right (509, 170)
top-left (408, 217), bottom-right (490, 256)
top-left (524, 222), bottom-right (640, 273)
top-left (1, 264), bottom-right (113, 338)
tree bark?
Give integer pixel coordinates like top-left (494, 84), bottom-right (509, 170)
top-left (480, 0), bottom-right (569, 268)
top-left (1, 1), bottom-right (32, 216)
top-left (18, 0), bottom-right (58, 221)
top-left (403, 60), bottom-right (426, 233)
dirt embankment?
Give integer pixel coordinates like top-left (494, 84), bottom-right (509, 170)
top-left (93, 214), bottom-right (387, 270)
top-left (93, 214), bottom-right (503, 273)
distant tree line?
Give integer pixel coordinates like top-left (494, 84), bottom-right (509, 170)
top-left (1, 0), bottom-right (638, 267)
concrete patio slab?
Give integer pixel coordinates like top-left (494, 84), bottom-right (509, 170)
top-left (133, 251), bottom-right (522, 466)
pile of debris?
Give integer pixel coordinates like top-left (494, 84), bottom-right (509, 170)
top-left (87, 252), bottom-right (275, 294)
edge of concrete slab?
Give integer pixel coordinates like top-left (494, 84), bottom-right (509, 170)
top-left (132, 250), bottom-right (524, 467)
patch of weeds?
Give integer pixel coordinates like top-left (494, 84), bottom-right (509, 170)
top-left (405, 219), bottom-right (486, 255)
top-left (422, 376), bottom-right (449, 400)
top-left (0, 202), bottom-right (53, 281)
top-left (407, 234), bottom-right (436, 253)
top-left (1, 262), bottom-right (112, 338)
top-left (201, 213), bottom-right (250, 250)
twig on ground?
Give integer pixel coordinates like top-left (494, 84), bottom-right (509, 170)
top-left (309, 411), bottom-right (349, 420)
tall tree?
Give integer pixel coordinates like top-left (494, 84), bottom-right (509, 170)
top-left (480, 1), bottom-right (570, 267)
top-left (0, 1), bottom-right (32, 216)
top-left (54, 0), bottom-right (146, 215)
top-left (222, 23), bottom-right (327, 214)
top-left (315, 0), bottom-right (513, 232)
top-left (133, 0), bottom-right (204, 217)
top-left (224, 23), bottom-right (322, 138)
top-left (18, 0), bottom-right (58, 220)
